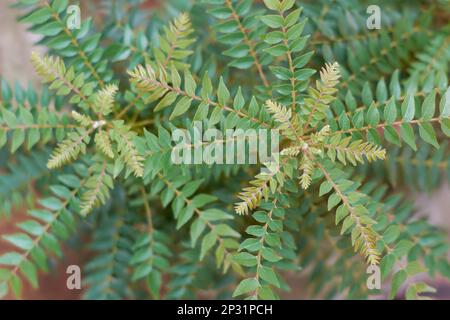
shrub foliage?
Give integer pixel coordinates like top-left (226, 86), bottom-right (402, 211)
top-left (0, 0), bottom-right (449, 300)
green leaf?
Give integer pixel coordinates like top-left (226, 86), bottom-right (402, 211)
top-left (382, 225), bottom-right (400, 244)
top-left (184, 70), bottom-right (197, 96)
top-left (264, 31), bottom-right (284, 44)
top-left (0, 252), bottom-right (23, 266)
top-left (259, 266), bottom-right (280, 288)
top-left (421, 91), bottom-right (435, 120)
top-left (327, 193), bottom-right (341, 210)
top-left (2, 109), bottom-right (17, 127)
top-left (335, 205), bottom-right (349, 225)
top-left (265, 44), bottom-right (288, 57)
top-left (261, 247), bottom-right (281, 262)
top-left (234, 252), bottom-right (257, 267)
top-left (366, 103), bottom-right (380, 126)
top-left (217, 77), bottom-right (230, 106)
top-left (260, 15), bottom-right (284, 28)
top-left (232, 278), bottom-right (260, 297)
top-left (154, 92), bottom-right (177, 111)
top-left (20, 260), bottom-right (38, 288)
top-left (362, 82), bottom-right (373, 106)
top-left (202, 208), bottom-right (233, 221)
top-left (319, 181), bottom-right (332, 196)
top-left (439, 87), bottom-right (449, 117)
top-left (380, 254), bottom-right (396, 280)
top-left (262, 0), bottom-right (280, 10)
top-left (400, 123), bottom-right (417, 150)
top-left (3, 234), bottom-right (34, 251)
top-left (284, 9), bottom-right (301, 27)
top-left (11, 130), bottom-right (25, 153)
top-left (176, 206), bottom-right (195, 229)
top-left (389, 270), bottom-right (407, 299)
top-left (0, 282), bottom-right (7, 299)
top-left (201, 72), bottom-right (213, 99)
top-left (190, 219), bottom-right (206, 247)
top-left (20, 7), bottom-right (52, 25)
top-left (405, 261), bottom-right (426, 276)
top-left (384, 99), bottom-right (397, 124)
top-left (419, 123), bottom-right (439, 149)
top-left (200, 231), bottom-right (217, 260)
top-left (384, 126), bottom-right (400, 146)
top-left (401, 94), bottom-right (415, 122)
top-left (393, 240), bottom-right (414, 258)
top-left (233, 87), bottom-right (245, 110)
top-left (52, 0), bottom-right (69, 14)
top-left (169, 97), bottom-right (192, 120)
top-left (239, 238), bottom-right (262, 252)
top-left (340, 215), bottom-right (354, 235)
top-left (39, 197), bottom-right (63, 211)
top-left (441, 118), bottom-right (450, 137)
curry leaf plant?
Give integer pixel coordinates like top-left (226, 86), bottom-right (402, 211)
top-left (0, 0), bottom-right (449, 300)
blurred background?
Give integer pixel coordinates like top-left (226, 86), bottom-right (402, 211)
top-left (0, 0), bottom-right (449, 299)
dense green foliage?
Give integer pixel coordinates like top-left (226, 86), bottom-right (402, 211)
top-left (0, 0), bottom-right (450, 300)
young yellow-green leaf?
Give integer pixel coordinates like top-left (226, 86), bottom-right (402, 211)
top-left (95, 130), bottom-right (114, 158)
top-left (406, 282), bottom-right (436, 300)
